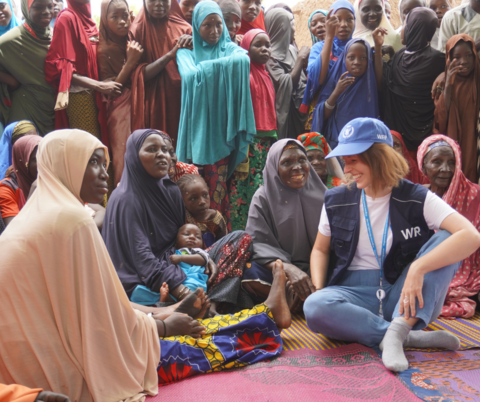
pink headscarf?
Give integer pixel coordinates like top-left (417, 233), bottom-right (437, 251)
top-left (240, 29), bottom-right (277, 132)
top-left (417, 134), bottom-right (480, 318)
top-left (12, 135), bottom-right (42, 198)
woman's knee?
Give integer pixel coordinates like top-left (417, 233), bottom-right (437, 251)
top-left (304, 289), bottom-right (343, 328)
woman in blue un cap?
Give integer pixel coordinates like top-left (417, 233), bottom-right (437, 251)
top-left (304, 117), bottom-right (480, 372)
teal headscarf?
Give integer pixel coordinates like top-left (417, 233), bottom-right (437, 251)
top-left (308, 9), bottom-right (327, 45)
top-left (0, 0), bottom-right (20, 36)
top-left (176, 1), bottom-right (256, 177)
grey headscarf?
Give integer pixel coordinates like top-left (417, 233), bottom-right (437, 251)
top-left (218, 0), bottom-right (242, 19)
top-left (265, 8), bottom-right (307, 139)
top-left (246, 139), bottom-right (326, 272)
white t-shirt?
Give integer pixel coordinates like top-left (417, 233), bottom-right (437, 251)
top-left (318, 191), bottom-right (456, 271)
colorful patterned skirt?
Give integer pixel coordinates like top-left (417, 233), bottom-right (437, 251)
top-left (203, 156), bottom-right (231, 231)
top-left (66, 91), bottom-right (101, 140)
top-left (157, 303), bottom-right (282, 385)
top-left (229, 137), bottom-right (273, 231)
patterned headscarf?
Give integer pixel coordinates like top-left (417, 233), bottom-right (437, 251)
top-left (11, 120), bottom-right (37, 144)
top-left (297, 132), bottom-right (328, 155)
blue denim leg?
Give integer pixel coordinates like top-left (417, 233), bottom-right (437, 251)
top-left (304, 231), bottom-right (461, 347)
top-left (384, 231), bottom-right (460, 330)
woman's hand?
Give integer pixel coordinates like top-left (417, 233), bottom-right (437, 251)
top-left (325, 9), bottom-right (340, 40)
top-left (431, 72), bottom-right (446, 100)
top-left (96, 80), bottom-right (122, 96)
top-left (372, 27), bottom-right (387, 48)
top-left (284, 263), bottom-right (315, 301)
top-left (399, 265), bottom-right (425, 320)
top-left (126, 40), bottom-right (144, 65)
top-left (333, 71), bottom-right (355, 96)
top-left (205, 258), bottom-right (219, 287)
top-left (177, 34), bottom-right (193, 50)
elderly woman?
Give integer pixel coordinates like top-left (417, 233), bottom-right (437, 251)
top-left (418, 135), bottom-right (480, 318)
top-left (0, 0), bottom-right (55, 136)
top-left (0, 128), bottom-right (291, 399)
top-left (297, 132), bottom-right (345, 188)
top-left (244, 139), bottom-right (327, 310)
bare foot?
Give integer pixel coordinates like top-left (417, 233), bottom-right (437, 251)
top-left (159, 282), bottom-right (169, 303)
top-left (264, 260), bottom-right (291, 329)
top-left (162, 313), bottom-right (206, 338)
top-left (196, 295), bottom-right (211, 319)
top-left (209, 301), bottom-right (220, 317)
top-left (174, 288), bottom-right (207, 318)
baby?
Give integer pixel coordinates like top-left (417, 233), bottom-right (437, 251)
top-left (159, 224), bottom-right (210, 302)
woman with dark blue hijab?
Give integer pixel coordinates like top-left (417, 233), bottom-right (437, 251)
top-left (103, 129), bottom-right (254, 311)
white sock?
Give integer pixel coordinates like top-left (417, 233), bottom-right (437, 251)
top-left (379, 317), bottom-right (412, 372)
top-left (405, 330), bottom-right (460, 350)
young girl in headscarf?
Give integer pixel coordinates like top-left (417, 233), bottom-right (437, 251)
top-left (218, 0), bottom-right (243, 45)
top-left (391, 130), bottom-right (426, 184)
top-left (45, 0), bottom-right (122, 146)
top-left (98, 0), bottom-right (144, 185)
top-left (433, 34), bottom-right (480, 183)
top-left (311, 36), bottom-right (383, 149)
top-left (176, 1), bottom-right (256, 229)
top-left (381, 7), bottom-right (445, 154)
top-left (353, 0), bottom-right (402, 52)
top-left (418, 135), bottom-right (480, 318)
top-left (238, 0), bottom-right (265, 35)
top-left (230, 29), bottom-right (277, 231)
top-left (266, 8), bottom-right (309, 139)
top-left (129, 0), bottom-right (192, 143)
top-left (301, 0), bottom-right (355, 128)
top-left (308, 10), bottom-right (328, 45)
top-left (297, 132), bottom-right (345, 188)
top-left (0, 0), bottom-right (55, 137)
top-left (0, 0), bottom-right (19, 37)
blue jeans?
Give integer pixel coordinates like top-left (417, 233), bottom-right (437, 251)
top-left (304, 231), bottom-right (460, 348)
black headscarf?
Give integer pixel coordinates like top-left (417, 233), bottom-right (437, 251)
top-left (381, 7), bottom-right (445, 150)
top-left (102, 129), bottom-right (187, 297)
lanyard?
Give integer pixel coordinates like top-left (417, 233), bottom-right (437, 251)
top-left (361, 190), bottom-right (390, 318)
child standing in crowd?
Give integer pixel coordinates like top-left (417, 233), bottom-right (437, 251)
top-left (0, 0), bottom-right (19, 37)
top-left (266, 8), bottom-right (308, 139)
top-left (98, 0), bottom-right (144, 185)
top-left (308, 10), bottom-right (328, 44)
top-left (230, 29), bottom-right (277, 231)
top-left (176, 1), bottom-right (256, 228)
top-left (129, 0), bottom-right (192, 143)
top-left (429, 0), bottom-right (451, 50)
top-left (177, 174), bottom-right (228, 248)
top-left (219, 0), bottom-right (243, 45)
top-left (179, 0), bottom-right (202, 24)
top-left (238, 0), bottom-right (265, 34)
top-left (301, 0), bottom-right (355, 129)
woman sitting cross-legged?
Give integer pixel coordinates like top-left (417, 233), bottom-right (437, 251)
top-left (418, 135), bottom-right (480, 319)
top-left (244, 139), bottom-right (327, 311)
top-left (0, 128), bottom-right (291, 400)
top-left (304, 117), bottom-right (480, 372)
top-left (103, 129), bottom-right (253, 314)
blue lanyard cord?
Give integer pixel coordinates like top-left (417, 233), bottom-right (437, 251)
top-left (361, 190), bottom-right (390, 276)
top-left (361, 190), bottom-right (390, 318)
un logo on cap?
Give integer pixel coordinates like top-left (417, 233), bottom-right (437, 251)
top-left (343, 125), bottom-right (354, 138)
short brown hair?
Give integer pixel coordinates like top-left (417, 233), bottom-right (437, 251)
top-left (345, 143), bottom-right (409, 195)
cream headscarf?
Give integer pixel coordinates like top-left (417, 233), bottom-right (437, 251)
top-left (0, 130), bottom-right (160, 402)
top-left (353, 0), bottom-right (403, 51)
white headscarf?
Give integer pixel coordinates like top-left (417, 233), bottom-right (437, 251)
top-left (353, 0), bottom-right (403, 51)
top-left (0, 130), bottom-right (160, 402)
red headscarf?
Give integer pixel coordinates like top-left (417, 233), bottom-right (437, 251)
top-left (45, 0), bottom-right (108, 146)
top-left (240, 29), bottom-right (276, 132)
top-left (129, 0), bottom-right (192, 143)
top-left (390, 130), bottom-right (425, 184)
top-left (238, 7), bottom-right (266, 35)
top-left (417, 134), bottom-right (480, 318)
top-left (12, 135), bottom-right (42, 197)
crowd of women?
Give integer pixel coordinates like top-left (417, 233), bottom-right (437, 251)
top-left (1, 0), bottom-right (480, 400)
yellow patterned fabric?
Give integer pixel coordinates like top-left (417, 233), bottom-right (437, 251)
top-left (157, 304), bottom-right (283, 385)
top-left (66, 91), bottom-right (101, 140)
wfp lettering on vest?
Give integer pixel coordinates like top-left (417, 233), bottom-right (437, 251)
top-left (401, 226), bottom-right (421, 240)
top-left (377, 134), bottom-right (387, 140)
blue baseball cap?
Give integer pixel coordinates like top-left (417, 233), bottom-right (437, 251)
top-left (326, 118), bottom-right (393, 159)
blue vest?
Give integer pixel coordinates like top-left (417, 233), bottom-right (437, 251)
top-left (325, 180), bottom-right (434, 286)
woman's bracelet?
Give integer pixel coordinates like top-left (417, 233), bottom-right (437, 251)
top-left (325, 100), bottom-right (335, 110)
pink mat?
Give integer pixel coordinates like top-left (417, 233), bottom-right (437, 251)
top-left (146, 344), bottom-right (420, 402)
